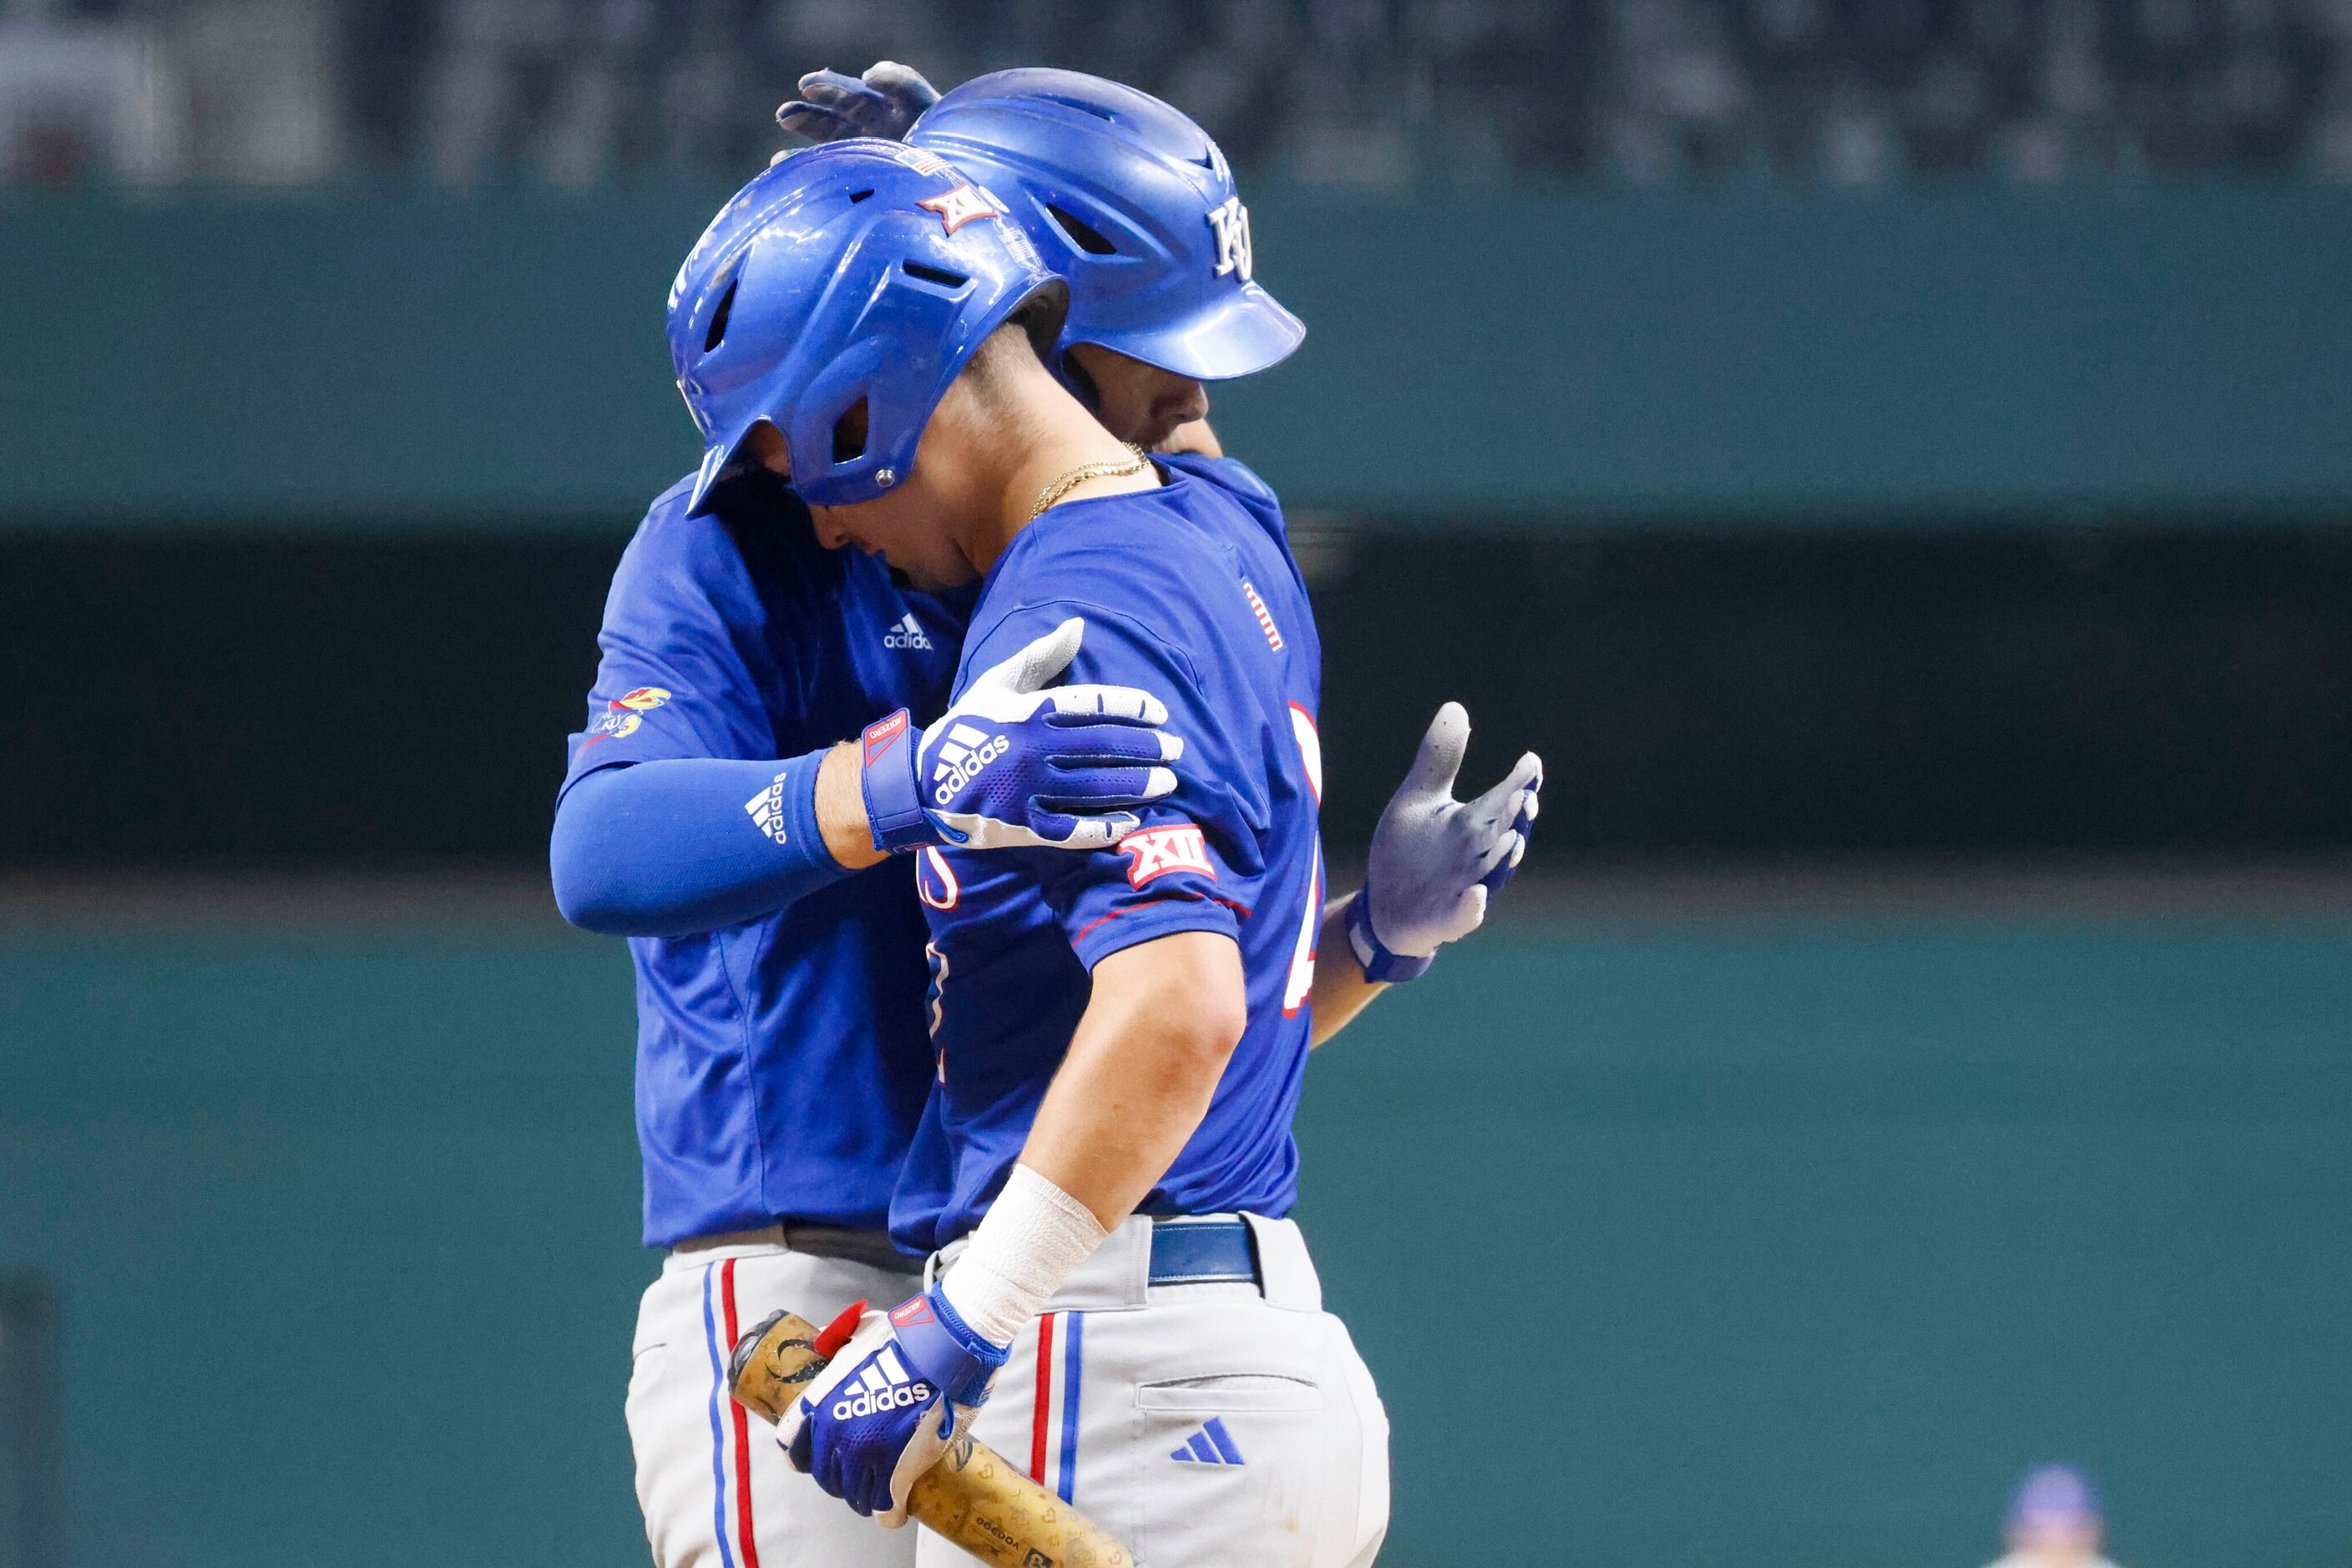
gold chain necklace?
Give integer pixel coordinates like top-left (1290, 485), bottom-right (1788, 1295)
top-left (1026, 443), bottom-right (1151, 522)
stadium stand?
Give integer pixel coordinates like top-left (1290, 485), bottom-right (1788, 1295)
top-left (6, 0), bottom-right (2352, 188)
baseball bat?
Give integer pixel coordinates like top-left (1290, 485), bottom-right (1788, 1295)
top-left (728, 1307), bottom-right (1140, 1568)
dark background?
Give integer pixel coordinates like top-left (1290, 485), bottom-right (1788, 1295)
top-left (8, 519), bottom-right (2351, 866)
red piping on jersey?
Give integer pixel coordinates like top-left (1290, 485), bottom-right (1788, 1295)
top-left (1070, 893), bottom-right (1255, 948)
top-left (719, 1258), bottom-right (762, 1568)
top-left (1029, 1313), bottom-right (1056, 1484)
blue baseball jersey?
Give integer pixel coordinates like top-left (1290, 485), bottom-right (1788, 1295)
top-left (565, 466), bottom-right (970, 1247)
top-left (892, 458), bottom-right (1325, 1253)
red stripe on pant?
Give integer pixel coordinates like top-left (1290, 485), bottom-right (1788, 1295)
top-left (1029, 1313), bottom-right (1056, 1484)
top-left (721, 1258), bottom-right (763, 1568)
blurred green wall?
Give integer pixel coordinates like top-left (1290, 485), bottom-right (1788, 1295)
top-left (4, 186), bottom-right (2349, 525)
top-left (2, 907), bottom-right (2347, 1567)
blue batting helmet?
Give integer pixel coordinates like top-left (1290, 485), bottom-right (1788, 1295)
top-left (906, 69), bottom-right (1303, 387)
top-left (667, 139), bottom-right (1066, 513)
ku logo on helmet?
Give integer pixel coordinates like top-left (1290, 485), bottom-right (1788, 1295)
top-left (1208, 195), bottom-right (1253, 281)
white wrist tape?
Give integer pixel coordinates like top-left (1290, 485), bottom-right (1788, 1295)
top-left (939, 1164), bottom-right (1110, 1348)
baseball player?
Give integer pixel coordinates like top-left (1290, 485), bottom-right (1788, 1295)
top-left (779, 63), bottom-right (1542, 1010)
top-left (654, 132), bottom-right (1540, 1565)
top-left (561, 73), bottom-right (1539, 1568)
top-left (552, 365), bottom-right (1181, 1565)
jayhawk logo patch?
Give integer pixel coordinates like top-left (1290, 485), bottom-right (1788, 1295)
top-left (580, 686), bottom-right (670, 751)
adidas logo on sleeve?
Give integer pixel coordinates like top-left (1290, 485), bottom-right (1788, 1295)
top-left (884, 614), bottom-right (933, 650)
top-left (743, 771), bottom-right (790, 845)
top-left (1169, 1417), bottom-right (1245, 1465)
top-left (829, 1348), bottom-right (934, 1421)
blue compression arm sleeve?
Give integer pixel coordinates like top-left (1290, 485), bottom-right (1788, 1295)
top-left (549, 751), bottom-right (853, 939)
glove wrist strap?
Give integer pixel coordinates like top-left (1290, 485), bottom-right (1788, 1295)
top-left (857, 711), bottom-right (938, 853)
top-left (888, 1289), bottom-right (1007, 1408)
top-left (1346, 888), bottom-right (1433, 984)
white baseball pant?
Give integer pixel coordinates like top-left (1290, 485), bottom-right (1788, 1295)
top-left (627, 1228), bottom-right (924, 1568)
top-left (918, 1213), bottom-right (1390, 1568)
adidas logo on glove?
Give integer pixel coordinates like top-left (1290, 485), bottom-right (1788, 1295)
top-left (931, 722), bottom-right (1009, 806)
top-left (884, 614), bottom-right (933, 650)
top-left (830, 1347), bottom-right (935, 1421)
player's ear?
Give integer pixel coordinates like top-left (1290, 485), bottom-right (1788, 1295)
top-left (745, 420), bottom-right (792, 477)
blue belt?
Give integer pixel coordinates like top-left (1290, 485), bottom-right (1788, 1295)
top-left (1147, 1218), bottom-right (1260, 1287)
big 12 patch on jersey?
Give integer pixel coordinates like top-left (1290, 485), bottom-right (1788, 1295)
top-left (1120, 823), bottom-right (1216, 888)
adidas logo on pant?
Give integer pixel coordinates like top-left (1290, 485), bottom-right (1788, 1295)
top-left (884, 614), bottom-right (933, 650)
top-left (831, 1348), bottom-right (933, 1420)
top-left (1169, 1417), bottom-right (1245, 1466)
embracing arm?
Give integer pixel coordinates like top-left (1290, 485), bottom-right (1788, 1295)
top-left (1308, 893), bottom-right (1385, 1047)
top-left (1305, 704), bottom-right (1545, 1050)
top-left (549, 747), bottom-right (882, 939)
top-left (552, 619), bottom-right (1176, 940)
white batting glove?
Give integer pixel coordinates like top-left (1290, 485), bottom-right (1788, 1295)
top-left (858, 618), bottom-right (1181, 854)
top-left (1348, 702), bottom-right (1542, 982)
